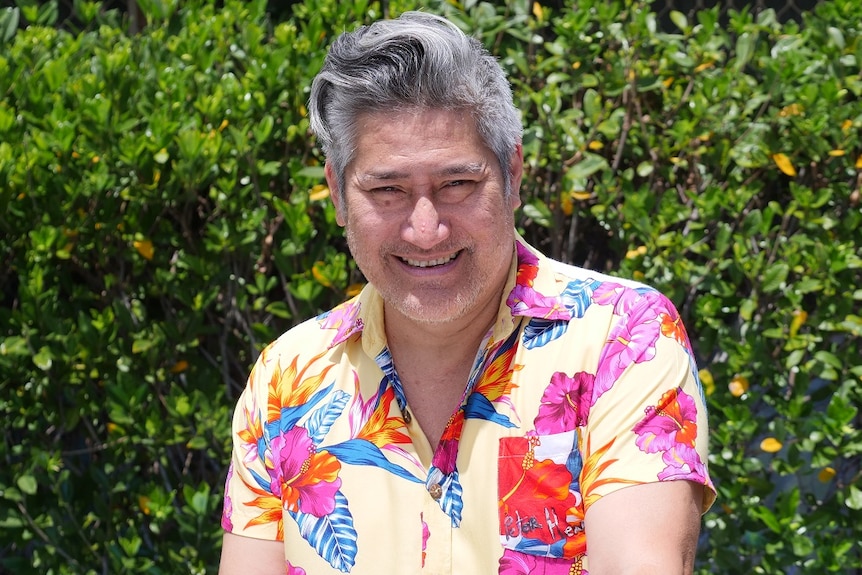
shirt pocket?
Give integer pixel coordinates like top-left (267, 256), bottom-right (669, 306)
top-left (497, 431), bottom-right (586, 560)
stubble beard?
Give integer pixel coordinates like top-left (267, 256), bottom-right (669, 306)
top-left (345, 227), bottom-right (484, 325)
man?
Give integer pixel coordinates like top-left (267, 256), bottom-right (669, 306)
top-left (219, 11), bottom-right (715, 575)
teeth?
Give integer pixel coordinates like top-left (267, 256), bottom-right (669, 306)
top-left (403, 253), bottom-right (458, 268)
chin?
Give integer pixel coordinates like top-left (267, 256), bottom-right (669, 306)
top-left (390, 293), bottom-right (473, 325)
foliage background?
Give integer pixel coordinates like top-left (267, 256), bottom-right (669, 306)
top-left (1, 0), bottom-right (860, 573)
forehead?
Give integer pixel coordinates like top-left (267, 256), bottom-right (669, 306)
top-left (348, 108), bottom-right (493, 174)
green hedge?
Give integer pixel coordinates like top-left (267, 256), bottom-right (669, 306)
top-left (1, 0), bottom-right (860, 573)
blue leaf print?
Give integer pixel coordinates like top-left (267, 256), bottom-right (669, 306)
top-left (307, 390), bottom-right (350, 445)
top-left (290, 491), bottom-right (358, 573)
top-left (463, 393), bottom-right (517, 428)
top-left (326, 439), bottom-right (423, 483)
top-left (559, 278), bottom-right (601, 318)
top-left (523, 318), bottom-right (568, 349)
top-left (266, 383), bottom-right (335, 436)
top-left (428, 467), bottom-right (464, 527)
top-left (512, 536), bottom-right (566, 557)
top-left (249, 467), bottom-right (271, 493)
top-left (565, 431), bottom-right (582, 494)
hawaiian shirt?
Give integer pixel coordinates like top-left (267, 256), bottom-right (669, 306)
top-left (221, 236), bottom-right (716, 575)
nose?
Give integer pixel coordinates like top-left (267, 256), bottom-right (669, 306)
top-left (402, 195), bottom-right (450, 249)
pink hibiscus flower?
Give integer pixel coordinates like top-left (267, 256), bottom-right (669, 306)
top-left (658, 444), bottom-right (709, 482)
top-left (499, 550), bottom-right (580, 575)
top-left (594, 296), bottom-right (662, 399)
top-left (269, 427), bottom-right (342, 517)
top-left (507, 284), bottom-right (572, 320)
top-left (533, 372), bottom-right (595, 434)
top-left (632, 387), bottom-right (699, 453)
top-left (319, 301), bottom-right (363, 347)
top-left (221, 464), bottom-right (234, 531)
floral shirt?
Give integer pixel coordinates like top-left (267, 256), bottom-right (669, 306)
top-left (221, 236), bottom-right (716, 575)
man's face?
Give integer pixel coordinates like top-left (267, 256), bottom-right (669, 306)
top-left (327, 108), bottom-right (522, 326)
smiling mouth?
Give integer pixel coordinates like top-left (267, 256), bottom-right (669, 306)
top-left (400, 251), bottom-right (460, 268)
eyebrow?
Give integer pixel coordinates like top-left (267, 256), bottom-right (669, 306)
top-left (357, 162), bottom-right (487, 183)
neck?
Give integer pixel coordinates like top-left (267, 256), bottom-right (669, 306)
top-left (383, 285), bottom-right (503, 359)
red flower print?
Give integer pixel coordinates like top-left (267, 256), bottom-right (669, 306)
top-left (499, 437), bottom-right (578, 547)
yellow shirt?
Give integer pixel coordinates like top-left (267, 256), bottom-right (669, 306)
top-left (222, 237), bottom-right (716, 574)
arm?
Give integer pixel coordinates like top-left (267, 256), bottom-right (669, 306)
top-left (219, 532), bottom-right (286, 575)
top-left (584, 480), bottom-right (704, 575)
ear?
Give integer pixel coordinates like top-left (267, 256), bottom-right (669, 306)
top-left (507, 143), bottom-right (524, 211)
top-left (325, 163), bottom-right (346, 227)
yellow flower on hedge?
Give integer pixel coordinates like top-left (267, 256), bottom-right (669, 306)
top-left (698, 368), bottom-right (715, 396)
top-left (772, 153), bottom-right (796, 177)
top-left (134, 239), bottom-right (154, 261)
top-left (817, 467), bottom-right (836, 482)
top-left (778, 103), bottom-right (803, 117)
top-left (760, 437), bottom-right (782, 453)
top-left (625, 245), bottom-right (647, 260)
top-left (219, 119), bottom-right (229, 132)
top-left (828, 149), bottom-right (845, 157)
top-left (694, 61), bottom-right (714, 73)
top-left (789, 309), bottom-right (808, 338)
top-left (309, 184), bottom-right (330, 201)
top-left (729, 374), bottom-right (749, 397)
top-left (588, 140), bottom-right (604, 150)
top-left (842, 119), bottom-right (853, 132)
top-left (345, 283), bottom-right (365, 298)
top-left (170, 360), bottom-right (189, 374)
top-left (532, 2), bottom-right (543, 21)
top-left (856, 154), bottom-right (862, 169)
top-left (311, 261), bottom-right (332, 287)
top-left (138, 495), bottom-right (151, 515)
top-left (561, 194), bottom-right (573, 216)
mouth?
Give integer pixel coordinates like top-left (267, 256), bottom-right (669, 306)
top-left (399, 251), bottom-right (461, 268)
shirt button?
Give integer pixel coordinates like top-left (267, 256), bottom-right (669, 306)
top-left (403, 410), bottom-right (412, 424)
top-left (429, 483), bottom-right (443, 500)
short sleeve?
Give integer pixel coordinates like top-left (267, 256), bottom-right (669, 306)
top-left (221, 343), bottom-right (283, 541)
top-left (581, 288), bottom-right (716, 513)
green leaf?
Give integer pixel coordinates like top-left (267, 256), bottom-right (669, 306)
top-left (33, 347), bottom-right (53, 371)
top-left (0, 8), bottom-right (19, 43)
top-left (154, 148), bottom-right (169, 164)
top-left (583, 88), bottom-right (601, 123)
top-left (522, 200), bottom-right (552, 228)
top-left (735, 32), bottom-right (756, 71)
top-left (296, 166), bottom-right (326, 179)
top-left (265, 301), bottom-right (292, 319)
top-left (254, 115), bottom-right (274, 142)
top-left (566, 152), bottom-right (609, 180)
top-left (846, 485), bottom-right (862, 511)
top-left (750, 505), bottom-right (782, 533)
top-left (17, 475), bottom-right (37, 496)
top-left (669, 10), bottom-right (688, 32)
top-left (760, 262), bottom-right (789, 292)
top-left (827, 26), bottom-right (845, 50)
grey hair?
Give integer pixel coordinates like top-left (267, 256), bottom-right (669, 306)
top-left (308, 11), bottom-right (523, 203)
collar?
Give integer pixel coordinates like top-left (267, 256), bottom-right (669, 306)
top-left (316, 233), bottom-right (577, 354)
